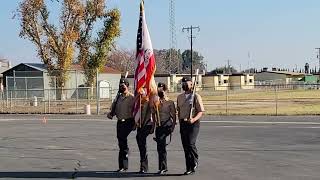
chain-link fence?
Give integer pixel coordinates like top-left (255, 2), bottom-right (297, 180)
top-left (0, 87), bottom-right (116, 114)
top-left (195, 83), bottom-right (320, 115)
top-left (0, 68), bottom-right (120, 114)
top-left (1, 83), bottom-right (320, 115)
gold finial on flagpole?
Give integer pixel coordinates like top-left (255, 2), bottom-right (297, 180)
top-left (140, 0), bottom-right (144, 11)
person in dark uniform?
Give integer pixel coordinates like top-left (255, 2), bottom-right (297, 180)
top-left (153, 82), bottom-right (177, 174)
top-left (107, 78), bottom-right (135, 172)
top-left (136, 92), bottom-right (155, 173)
top-left (177, 76), bottom-right (205, 175)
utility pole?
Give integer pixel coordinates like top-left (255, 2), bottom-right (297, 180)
top-left (182, 25), bottom-right (200, 78)
top-left (316, 48), bottom-right (320, 73)
top-left (227, 59), bottom-right (231, 74)
top-left (248, 51), bottom-right (250, 74)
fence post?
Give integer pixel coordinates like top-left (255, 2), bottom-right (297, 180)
top-left (13, 70), bottom-right (16, 101)
top-left (76, 70), bottom-right (78, 114)
top-left (6, 77), bottom-right (8, 108)
top-left (25, 77), bottom-right (27, 100)
top-left (87, 87), bottom-right (90, 105)
top-left (48, 89), bottom-right (51, 114)
top-left (43, 93), bottom-right (46, 114)
top-left (1, 91), bottom-right (3, 113)
top-left (225, 88), bottom-right (229, 115)
top-left (274, 85), bottom-right (278, 116)
top-left (96, 68), bottom-right (100, 115)
top-left (10, 91), bottom-right (12, 113)
top-left (6, 90), bottom-right (8, 108)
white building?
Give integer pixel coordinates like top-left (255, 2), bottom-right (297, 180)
top-left (0, 59), bottom-right (11, 92)
top-left (2, 63), bottom-right (121, 99)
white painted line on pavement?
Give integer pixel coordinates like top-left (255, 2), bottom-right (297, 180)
top-left (201, 120), bottom-right (320, 125)
top-left (1, 119), bottom-right (320, 125)
top-left (0, 119), bottom-right (107, 122)
top-left (206, 125), bottom-right (320, 128)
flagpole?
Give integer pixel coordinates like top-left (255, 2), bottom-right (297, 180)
top-left (139, 94), bottom-right (142, 128)
top-left (134, 0), bottom-right (157, 129)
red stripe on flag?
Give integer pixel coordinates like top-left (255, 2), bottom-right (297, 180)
top-left (133, 1), bottom-right (157, 125)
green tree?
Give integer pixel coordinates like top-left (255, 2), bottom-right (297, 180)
top-left (209, 66), bottom-right (238, 75)
top-left (181, 50), bottom-right (206, 73)
top-left (77, 0), bottom-right (120, 86)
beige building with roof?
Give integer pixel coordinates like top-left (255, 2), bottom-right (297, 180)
top-left (255, 70), bottom-right (305, 84)
top-left (125, 73), bottom-right (203, 92)
top-left (229, 74), bottom-right (254, 90)
top-left (202, 73), bottom-right (254, 90)
top-left (202, 74), bottom-right (230, 91)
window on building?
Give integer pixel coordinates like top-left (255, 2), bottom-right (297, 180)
top-left (249, 79), bottom-right (253, 83)
top-left (224, 80), bottom-right (228, 84)
top-left (218, 80), bottom-right (221, 85)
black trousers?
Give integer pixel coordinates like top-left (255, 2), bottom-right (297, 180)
top-left (180, 120), bottom-right (200, 171)
top-left (136, 125), bottom-right (153, 171)
top-left (117, 118), bottom-right (135, 169)
top-left (155, 126), bottom-right (171, 171)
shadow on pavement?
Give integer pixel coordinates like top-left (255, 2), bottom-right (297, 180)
top-left (0, 171), bottom-right (184, 179)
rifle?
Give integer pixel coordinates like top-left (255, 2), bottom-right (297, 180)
top-left (110, 71), bottom-right (129, 117)
top-left (189, 69), bottom-right (199, 120)
top-left (110, 91), bottom-right (120, 117)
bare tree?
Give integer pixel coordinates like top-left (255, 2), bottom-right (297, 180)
top-left (108, 48), bottom-right (135, 74)
top-left (107, 48), bottom-right (171, 75)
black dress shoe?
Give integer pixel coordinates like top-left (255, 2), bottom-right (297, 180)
top-left (157, 169), bottom-right (168, 174)
top-left (116, 168), bottom-right (127, 172)
top-left (183, 170), bottom-right (195, 175)
top-left (139, 169), bottom-right (146, 174)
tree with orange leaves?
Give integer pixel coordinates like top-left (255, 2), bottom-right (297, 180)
top-left (18, 0), bottom-right (120, 88)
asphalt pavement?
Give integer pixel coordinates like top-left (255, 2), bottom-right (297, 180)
top-left (0, 115), bottom-right (319, 180)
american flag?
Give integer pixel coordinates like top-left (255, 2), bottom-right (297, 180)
top-left (133, 0), bottom-right (157, 125)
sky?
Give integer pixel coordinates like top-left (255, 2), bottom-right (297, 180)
top-left (1, 0), bottom-right (320, 71)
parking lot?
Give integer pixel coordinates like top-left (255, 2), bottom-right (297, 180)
top-left (0, 115), bottom-right (319, 180)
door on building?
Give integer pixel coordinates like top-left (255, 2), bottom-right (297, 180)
top-left (99, 81), bottom-right (111, 99)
